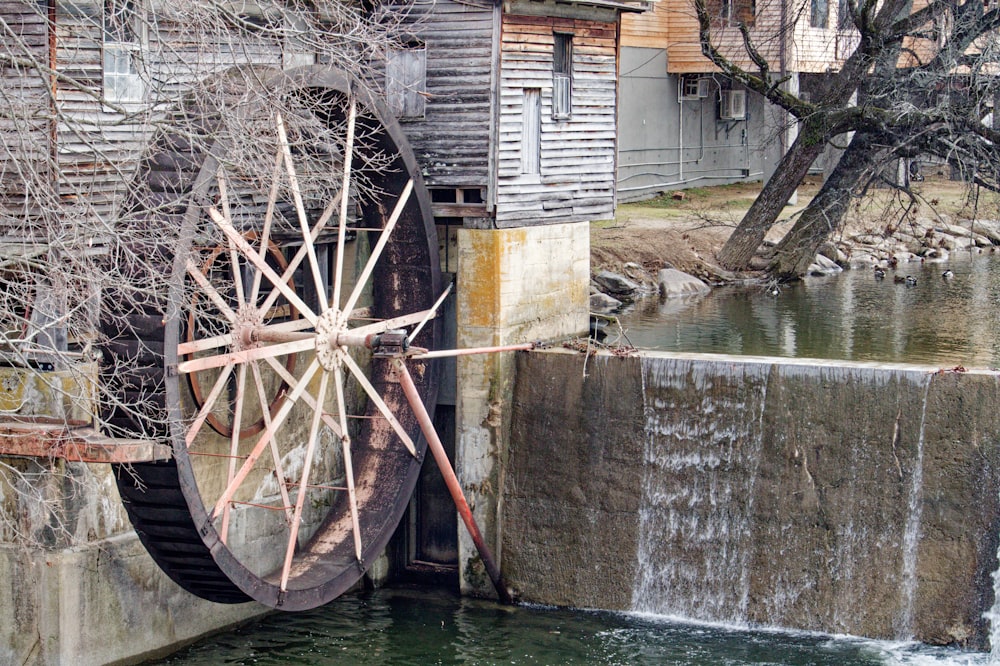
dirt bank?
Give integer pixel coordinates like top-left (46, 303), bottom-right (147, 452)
top-left (592, 175), bottom-right (999, 284)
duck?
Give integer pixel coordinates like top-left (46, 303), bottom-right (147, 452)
top-left (894, 275), bottom-right (906, 284)
top-left (874, 267), bottom-right (886, 279)
top-left (942, 269), bottom-right (955, 279)
top-left (905, 275), bottom-right (917, 286)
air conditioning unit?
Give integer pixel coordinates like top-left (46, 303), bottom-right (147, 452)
top-left (719, 89), bottom-right (747, 120)
top-left (679, 75), bottom-right (709, 101)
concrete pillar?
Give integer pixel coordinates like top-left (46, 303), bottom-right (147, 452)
top-left (454, 221), bottom-right (589, 596)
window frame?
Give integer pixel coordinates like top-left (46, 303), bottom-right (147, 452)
top-left (102, 0), bottom-right (147, 107)
top-left (551, 32), bottom-right (573, 120)
top-left (811, 0), bottom-right (830, 29)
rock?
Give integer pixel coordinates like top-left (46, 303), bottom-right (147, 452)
top-left (969, 219), bottom-right (1000, 244)
top-left (806, 253), bottom-right (843, 276)
top-left (592, 270), bottom-right (642, 297)
top-left (817, 242), bottom-right (844, 265)
top-left (920, 247), bottom-right (950, 262)
top-left (622, 262), bottom-right (657, 290)
top-left (657, 268), bottom-right (710, 298)
top-left (589, 292), bottom-right (622, 313)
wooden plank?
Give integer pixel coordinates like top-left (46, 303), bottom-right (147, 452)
top-left (0, 423), bottom-right (172, 463)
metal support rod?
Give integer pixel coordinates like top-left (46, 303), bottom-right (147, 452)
top-left (411, 342), bottom-right (535, 360)
top-left (392, 358), bottom-right (513, 605)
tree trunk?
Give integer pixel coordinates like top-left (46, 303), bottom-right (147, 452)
top-left (767, 132), bottom-right (879, 278)
top-left (716, 129), bottom-right (827, 270)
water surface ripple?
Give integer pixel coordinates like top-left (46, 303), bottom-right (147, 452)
top-left (618, 255), bottom-right (1000, 367)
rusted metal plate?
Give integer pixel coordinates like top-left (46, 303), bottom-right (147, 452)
top-left (0, 421), bottom-right (170, 463)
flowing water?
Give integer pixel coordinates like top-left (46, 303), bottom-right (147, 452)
top-left (149, 587), bottom-right (987, 665)
top-left (617, 254), bottom-right (1000, 368)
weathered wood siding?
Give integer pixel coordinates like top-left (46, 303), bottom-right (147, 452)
top-left (495, 14), bottom-right (618, 226)
top-left (1, 1), bottom-right (52, 231)
top-left (394, 0), bottom-right (495, 190)
top-left (1, 0), bottom-right (297, 239)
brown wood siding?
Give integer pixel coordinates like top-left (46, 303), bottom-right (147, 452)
top-left (393, 0), bottom-right (495, 189)
top-left (1, 1), bottom-right (52, 232)
top-left (624, 0), bottom-right (849, 74)
top-left (495, 14), bottom-right (618, 226)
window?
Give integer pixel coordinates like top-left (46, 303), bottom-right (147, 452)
top-left (521, 89), bottom-right (541, 175)
top-left (103, 0), bottom-right (145, 105)
top-left (811, 0), bottom-right (829, 28)
top-left (707, 0), bottom-right (755, 26)
top-left (680, 75), bottom-right (707, 101)
top-left (837, 0), bottom-right (852, 30)
top-left (552, 33), bottom-right (572, 120)
top-left (386, 42), bottom-right (427, 119)
top-left (719, 89), bottom-right (747, 120)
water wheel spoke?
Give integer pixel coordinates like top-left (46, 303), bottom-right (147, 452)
top-left (331, 97), bottom-right (357, 312)
top-left (341, 179), bottom-right (413, 317)
top-left (407, 284), bottom-right (452, 345)
top-left (258, 192), bottom-right (342, 316)
top-left (279, 370), bottom-right (330, 591)
top-left (340, 349), bottom-right (416, 456)
top-left (251, 141), bottom-right (285, 304)
top-left (333, 361), bottom-right (363, 562)
top-left (220, 364), bottom-right (248, 543)
top-left (347, 308), bottom-right (438, 341)
top-left (178, 331), bottom-right (235, 356)
top-left (250, 361), bottom-right (294, 523)
top-left (185, 362), bottom-right (235, 447)
top-left (261, 355), bottom-right (344, 438)
top-left (276, 114), bottom-right (329, 313)
top-left (208, 206), bottom-right (318, 324)
top-left (186, 257), bottom-right (238, 323)
top-left (210, 358), bottom-right (322, 520)
top-left (216, 169), bottom-right (246, 308)
top-left (177, 336), bottom-right (316, 374)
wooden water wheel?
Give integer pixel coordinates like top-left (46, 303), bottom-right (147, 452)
top-left (101, 66), bottom-right (442, 610)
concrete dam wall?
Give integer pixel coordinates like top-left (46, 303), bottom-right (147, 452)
top-left (501, 350), bottom-right (1000, 650)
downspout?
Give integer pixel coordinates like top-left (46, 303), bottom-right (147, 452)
top-left (678, 83), bottom-right (684, 182)
top-left (486, 0), bottom-right (502, 222)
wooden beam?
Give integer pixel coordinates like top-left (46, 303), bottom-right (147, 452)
top-left (0, 422), bottom-right (171, 463)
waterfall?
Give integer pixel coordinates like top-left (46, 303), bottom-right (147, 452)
top-left (895, 375), bottom-right (931, 639)
top-left (631, 356), bottom-right (937, 637)
top-left (631, 356), bottom-right (768, 623)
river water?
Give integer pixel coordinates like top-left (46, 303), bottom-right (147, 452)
top-left (617, 253), bottom-right (1000, 368)
top-left (151, 587), bottom-right (987, 665)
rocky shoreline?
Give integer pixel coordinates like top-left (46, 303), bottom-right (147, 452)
top-left (591, 215), bottom-right (1000, 312)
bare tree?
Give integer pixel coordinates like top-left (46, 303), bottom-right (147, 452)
top-left (0, 0), bottom-right (416, 547)
top-left (694, 0), bottom-right (1000, 274)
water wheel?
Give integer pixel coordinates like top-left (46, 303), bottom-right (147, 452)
top-left (102, 66), bottom-right (441, 610)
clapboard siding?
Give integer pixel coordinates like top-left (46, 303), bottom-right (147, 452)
top-left (392, 0), bottom-right (495, 189)
top-left (1, 1), bottom-right (52, 231)
top-left (623, 0), bottom-right (851, 74)
top-left (494, 13), bottom-right (617, 226)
